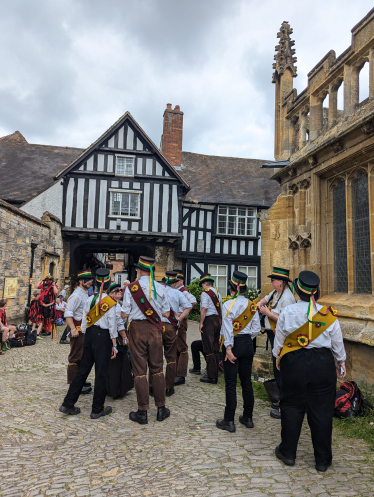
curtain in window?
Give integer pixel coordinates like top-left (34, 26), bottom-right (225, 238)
top-left (352, 171), bottom-right (372, 293)
top-left (333, 179), bottom-right (348, 292)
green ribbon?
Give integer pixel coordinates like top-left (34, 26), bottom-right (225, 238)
top-left (150, 265), bottom-right (157, 300)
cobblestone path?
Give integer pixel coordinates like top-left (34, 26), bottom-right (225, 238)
top-left (1, 322), bottom-right (373, 497)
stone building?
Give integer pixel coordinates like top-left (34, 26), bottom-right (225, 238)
top-left (260, 8), bottom-right (374, 384)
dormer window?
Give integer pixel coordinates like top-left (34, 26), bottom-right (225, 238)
top-left (116, 155), bottom-right (134, 176)
top-left (217, 206), bottom-right (256, 236)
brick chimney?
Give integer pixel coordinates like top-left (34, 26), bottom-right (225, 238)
top-left (160, 103), bottom-right (183, 167)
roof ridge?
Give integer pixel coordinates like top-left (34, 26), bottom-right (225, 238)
top-left (182, 151), bottom-right (271, 161)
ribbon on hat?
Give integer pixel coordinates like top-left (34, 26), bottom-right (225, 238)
top-left (137, 259), bottom-right (157, 300)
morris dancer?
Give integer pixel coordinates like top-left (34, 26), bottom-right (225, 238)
top-left (64, 270), bottom-right (94, 394)
top-left (121, 256), bottom-right (171, 424)
top-left (173, 269), bottom-right (196, 385)
top-left (273, 270), bottom-right (346, 472)
top-left (59, 268), bottom-right (117, 419)
top-left (257, 267), bottom-right (295, 419)
top-left (199, 273), bottom-right (222, 384)
top-left (216, 271), bottom-right (261, 432)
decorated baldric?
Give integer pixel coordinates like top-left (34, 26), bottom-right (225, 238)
top-left (232, 299), bottom-right (257, 336)
top-left (85, 295), bottom-right (116, 328)
top-left (179, 286), bottom-right (190, 293)
top-left (278, 305), bottom-right (338, 361)
top-left (129, 282), bottom-right (163, 332)
top-left (203, 288), bottom-right (222, 319)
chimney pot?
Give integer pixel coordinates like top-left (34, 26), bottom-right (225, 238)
top-left (174, 105), bottom-right (180, 111)
top-left (161, 104), bottom-right (184, 168)
top-left (166, 103), bottom-right (172, 110)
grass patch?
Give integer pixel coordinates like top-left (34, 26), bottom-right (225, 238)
top-left (252, 381), bottom-right (270, 402)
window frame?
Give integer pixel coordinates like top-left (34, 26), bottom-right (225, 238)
top-left (115, 154), bottom-right (135, 177)
top-left (216, 205), bottom-right (257, 237)
top-left (208, 264), bottom-right (228, 297)
top-left (237, 265), bottom-right (258, 289)
top-left (109, 189), bottom-right (142, 219)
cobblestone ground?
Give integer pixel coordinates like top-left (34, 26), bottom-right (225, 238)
top-left (1, 322), bottom-right (373, 497)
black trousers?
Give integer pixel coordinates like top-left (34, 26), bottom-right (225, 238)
top-left (223, 334), bottom-right (254, 422)
top-left (62, 326), bottom-right (112, 414)
top-left (191, 339), bottom-right (206, 370)
top-left (61, 326), bottom-right (69, 341)
top-left (279, 347), bottom-right (337, 465)
top-left (266, 329), bottom-right (282, 391)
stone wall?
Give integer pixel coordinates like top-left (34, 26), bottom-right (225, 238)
top-left (154, 246), bottom-right (182, 281)
top-left (0, 201), bottom-right (65, 323)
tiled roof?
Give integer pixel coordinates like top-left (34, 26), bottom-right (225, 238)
top-left (0, 132), bottom-right (83, 205)
top-left (180, 152), bottom-right (279, 207)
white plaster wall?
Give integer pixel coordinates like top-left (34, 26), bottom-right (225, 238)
top-left (21, 181), bottom-right (63, 221)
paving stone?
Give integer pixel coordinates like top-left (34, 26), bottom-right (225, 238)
top-left (0, 322), bottom-right (374, 497)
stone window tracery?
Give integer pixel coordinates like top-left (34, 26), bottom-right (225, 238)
top-left (333, 178), bottom-right (348, 292)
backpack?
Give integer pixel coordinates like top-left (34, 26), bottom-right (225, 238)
top-left (334, 381), bottom-right (364, 418)
top-left (10, 330), bottom-right (27, 347)
top-left (26, 328), bottom-right (37, 346)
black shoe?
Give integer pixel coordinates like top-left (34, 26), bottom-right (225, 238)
top-left (189, 368), bottom-right (201, 375)
top-left (149, 387), bottom-right (154, 397)
top-left (275, 446), bottom-right (295, 466)
top-left (84, 381), bottom-right (91, 387)
top-left (271, 402), bottom-right (280, 409)
top-left (216, 419), bottom-right (236, 432)
top-left (59, 339), bottom-right (69, 344)
top-left (270, 408), bottom-right (281, 419)
top-left (200, 376), bottom-right (217, 384)
top-left (129, 410), bottom-right (148, 424)
top-left (59, 405), bottom-right (81, 415)
top-left (157, 406), bottom-right (170, 422)
top-left (316, 461), bottom-right (332, 472)
top-left (166, 387), bottom-right (175, 397)
top-left (239, 415), bottom-right (254, 428)
top-left (174, 376), bottom-right (185, 386)
top-left (41, 331), bottom-right (50, 336)
top-left (90, 406), bottom-right (112, 419)
top-left (80, 386), bottom-right (92, 395)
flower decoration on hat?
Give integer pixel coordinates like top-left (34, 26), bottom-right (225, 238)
top-left (145, 309), bottom-right (153, 316)
top-left (86, 315), bottom-right (92, 324)
top-left (297, 334), bottom-right (309, 348)
top-left (131, 284), bottom-right (139, 293)
top-left (233, 321), bottom-right (242, 332)
top-left (100, 302), bottom-right (109, 312)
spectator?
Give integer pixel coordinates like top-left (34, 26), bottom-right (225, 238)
top-left (60, 285), bottom-right (70, 300)
top-left (0, 299), bottom-right (16, 353)
top-left (29, 290), bottom-right (43, 340)
top-left (55, 296), bottom-right (66, 325)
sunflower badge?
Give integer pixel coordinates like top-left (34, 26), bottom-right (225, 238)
top-left (86, 315), bottom-right (92, 324)
top-left (145, 309), bottom-right (153, 316)
top-left (330, 307), bottom-right (338, 316)
top-left (297, 334), bottom-right (309, 348)
top-left (216, 302), bottom-right (220, 307)
top-left (205, 288), bottom-right (210, 292)
top-left (233, 321), bottom-right (242, 332)
top-left (250, 303), bottom-right (257, 314)
top-left (100, 302), bottom-right (109, 312)
top-left (131, 284), bottom-right (139, 293)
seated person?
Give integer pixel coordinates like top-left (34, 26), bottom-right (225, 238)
top-left (0, 299), bottom-right (16, 352)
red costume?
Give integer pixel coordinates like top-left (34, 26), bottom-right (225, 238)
top-left (38, 281), bottom-right (56, 333)
top-left (0, 308), bottom-right (7, 328)
top-left (29, 298), bottom-right (43, 324)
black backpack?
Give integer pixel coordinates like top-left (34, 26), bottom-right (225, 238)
top-left (334, 381), bottom-right (373, 418)
top-left (26, 328), bottom-right (37, 346)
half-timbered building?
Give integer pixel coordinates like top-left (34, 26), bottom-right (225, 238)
top-left (2, 104), bottom-right (279, 295)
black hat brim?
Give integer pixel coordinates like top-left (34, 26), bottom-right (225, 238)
top-left (267, 274), bottom-right (292, 283)
top-left (199, 278), bottom-right (214, 286)
top-left (293, 278), bottom-right (320, 302)
top-left (134, 263), bottom-right (155, 271)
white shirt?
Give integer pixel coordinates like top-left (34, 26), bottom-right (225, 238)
top-left (264, 288), bottom-right (296, 329)
top-left (121, 276), bottom-right (170, 322)
top-left (163, 286), bottom-right (192, 322)
top-left (221, 296), bottom-right (261, 348)
top-left (179, 287), bottom-right (197, 308)
top-left (64, 286), bottom-right (89, 322)
top-left (81, 293), bottom-right (118, 339)
top-left (56, 301), bottom-right (66, 310)
top-left (116, 303), bottom-right (125, 332)
top-left (200, 287), bottom-right (223, 316)
top-left (60, 289), bottom-right (67, 299)
top-left (272, 300), bottom-right (346, 361)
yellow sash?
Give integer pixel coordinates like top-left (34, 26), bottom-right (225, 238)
top-left (268, 297), bottom-right (277, 331)
top-left (279, 306), bottom-right (337, 361)
top-left (85, 296), bottom-right (116, 328)
top-left (232, 299), bottom-right (257, 336)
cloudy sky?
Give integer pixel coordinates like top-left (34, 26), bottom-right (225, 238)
top-left (0, 1), bottom-right (373, 160)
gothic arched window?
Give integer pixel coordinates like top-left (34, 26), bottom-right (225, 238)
top-left (333, 179), bottom-right (348, 292)
top-left (352, 170), bottom-right (372, 293)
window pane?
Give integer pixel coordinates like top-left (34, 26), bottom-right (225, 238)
top-left (218, 206), bottom-right (227, 214)
top-left (228, 207), bottom-right (237, 216)
top-left (228, 216), bottom-right (236, 235)
top-left (125, 158), bottom-right (134, 175)
top-left (117, 157), bottom-right (125, 175)
top-left (247, 208), bottom-right (255, 217)
top-left (121, 193), bottom-right (129, 215)
top-left (333, 179), bottom-right (348, 292)
top-left (246, 218), bottom-right (255, 236)
top-left (238, 217), bottom-right (246, 235)
top-left (218, 215), bottom-right (226, 234)
top-left (130, 194), bottom-right (138, 216)
top-left (238, 208), bottom-right (246, 217)
top-left (218, 265), bottom-right (227, 276)
top-left (112, 193), bottom-right (121, 215)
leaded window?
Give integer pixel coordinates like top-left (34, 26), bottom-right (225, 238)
top-left (208, 264), bottom-right (227, 297)
top-left (333, 179), bottom-right (348, 292)
top-left (217, 206), bottom-right (256, 236)
top-left (352, 170), bottom-right (372, 293)
top-left (116, 156), bottom-right (134, 176)
top-left (111, 191), bottom-right (140, 217)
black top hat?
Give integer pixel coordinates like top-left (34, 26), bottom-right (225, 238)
top-left (108, 282), bottom-right (121, 292)
top-left (95, 268), bottom-right (111, 283)
top-left (293, 270), bottom-right (320, 302)
top-left (228, 270), bottom-right (248, 294)
top-left (267, 267), bottom-right (292, 283)
top-left (135, 256), bottom-right (155, 272)
top-left (173, 269), bottom-right (184, 280)
top-left (76, 269), bottom-right (93, 281)
top-left (165, 270), bottom-right (179, 285)
top-left (199, 273), bottom-right (215, 286)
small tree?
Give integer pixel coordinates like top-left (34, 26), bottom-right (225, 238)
top-left (187, 278), bottom-right (202, 321)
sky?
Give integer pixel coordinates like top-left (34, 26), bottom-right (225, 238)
top-left (0, 0), bottom-right (373, 161)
